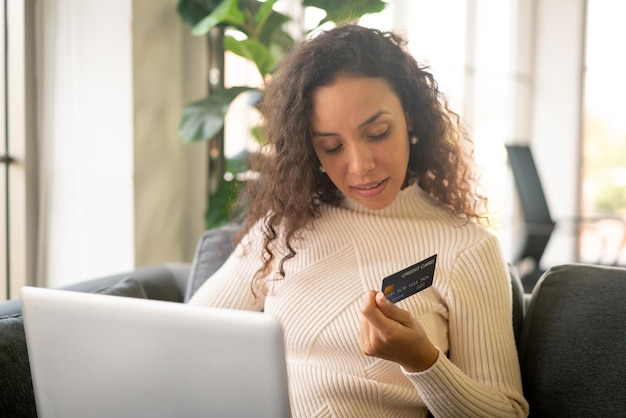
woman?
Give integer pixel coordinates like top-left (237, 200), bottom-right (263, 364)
top-left (189, 24), bottom-right (528, 417)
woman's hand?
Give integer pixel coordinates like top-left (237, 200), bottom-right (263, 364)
top-left (360, 290), bottom-right (439, 372)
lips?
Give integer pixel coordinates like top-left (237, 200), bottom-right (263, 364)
top-left (350, 178), bottom-right (389, 198)
top-left (354, 180), bottom-right (385, 190)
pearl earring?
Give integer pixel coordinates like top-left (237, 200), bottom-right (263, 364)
top-left (410, 133), bottom-right (419, 145)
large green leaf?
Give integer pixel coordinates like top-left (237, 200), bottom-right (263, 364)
top-left (224, 36), bottom-right (274, 77)
top-left (226, 149), bottom-right (252, 174)
top-left (304, 0), bottom-right (387, 25)
top-left (191, 0), bottom-right (246, 36)
top-left (205, 176), bottom-right (243, 228)
top-left (205, 150), bottom-right (254, 227)
top-left (176, 0), bottom-right (222, 27)
top-left (233, 0), bottom-right (293, 49)
top-left (178, 86), bottom-right (254, 143)
top-left (258, 9), bottom-right (294, 51)
top-left (253, 0), bottom-right (279, 28)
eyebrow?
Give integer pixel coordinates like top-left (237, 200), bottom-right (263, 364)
top-left (312, 110), bottom-right (390, 137)
top-left (358, 110), bottom-right (389, 129)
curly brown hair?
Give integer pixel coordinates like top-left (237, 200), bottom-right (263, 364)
top-left (236, 24), bottom-right (487, 295)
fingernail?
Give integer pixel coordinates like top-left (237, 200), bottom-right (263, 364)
top-left (377, 291), bottom-right (388, 304)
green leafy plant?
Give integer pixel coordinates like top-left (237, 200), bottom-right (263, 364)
top-left (176, 0), bottom-right (386, 227)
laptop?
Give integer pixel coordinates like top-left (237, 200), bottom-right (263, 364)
top-left (20, 286), bottom-right (291, 418)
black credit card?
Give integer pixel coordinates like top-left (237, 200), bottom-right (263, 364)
top-left (381, 254), bottom-right (437, 303)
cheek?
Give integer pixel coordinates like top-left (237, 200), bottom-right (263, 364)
top-left (380, 142), bottom-right (410, 168)
top-left (318, 158), bottom-right (349, 189)
top-left (398, 139), bottom-right (411, 164)
top-left (319, 159), bottom-right (343, 179)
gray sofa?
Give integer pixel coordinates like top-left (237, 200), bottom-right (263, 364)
top-left (1, 224), bottom-right (625, 417)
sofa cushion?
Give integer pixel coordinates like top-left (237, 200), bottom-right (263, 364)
top-left (94, 277), bottom-right (148, 299)
top-left (66, 266), bottom-right (182, 302)
top-left (0, 314), bottom-right (37, 417)
top-left (184, 224), bottom-right (242, 302)
top-left (519, 263), bottom-right (626, 415)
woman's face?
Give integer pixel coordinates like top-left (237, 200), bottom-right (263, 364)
top-left (310, 76), bottom-right (410, 210)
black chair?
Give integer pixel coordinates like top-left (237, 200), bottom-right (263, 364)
top-left (505, 145), bottom-right (556, 292)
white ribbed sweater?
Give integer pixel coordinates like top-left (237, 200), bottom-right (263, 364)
top-left (189, 186), bottom-right (529, 417)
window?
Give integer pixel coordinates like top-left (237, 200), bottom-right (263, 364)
top-left (580, 0), bottom-right (626, 265)
top-left (0, 0), bottom-right (6, 300)
top-left (1, 0), bottom-right (37, 301)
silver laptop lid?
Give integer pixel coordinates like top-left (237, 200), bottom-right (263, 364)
top-left (21, 286), bottom-right (290, 418)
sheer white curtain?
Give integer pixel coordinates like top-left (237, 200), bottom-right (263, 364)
top-left (36, 0), bottom-right (134, 288)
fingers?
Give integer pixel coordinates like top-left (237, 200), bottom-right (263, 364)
top-left (360, 291), bottom-right (408, 358)
top-left (359, 293), bottom-right (383, 358)
top-left (359, 290), bottom-right (439, 372)
top-left (362, 291), bottom-right (413, 328)
top-left (374, 291), bottom-right (414, 326)
top-left (361, 290), bottom-right (382, 320)
top-left (361, 291), bottom-right (406, 331)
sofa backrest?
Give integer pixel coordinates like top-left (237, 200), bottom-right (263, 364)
top-left (508, 262), bottom-right (525, 349)
top-left (184, 224), bottom-right (242, 302)
top-left (519, 263), bottom-right (626, 416)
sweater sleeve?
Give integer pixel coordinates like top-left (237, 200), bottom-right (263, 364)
top-left (404, 234), bottom-right (529, 417)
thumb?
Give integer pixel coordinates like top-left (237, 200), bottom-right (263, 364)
top-left (375, 292), bottom-right (413, 326)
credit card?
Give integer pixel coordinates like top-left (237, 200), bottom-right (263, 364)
top-left (381, 254), bottom-right (437, 303)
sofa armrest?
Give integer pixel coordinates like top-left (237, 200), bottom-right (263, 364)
top-left (0, 300), bottom-right (21, 319)
top-left (0, 263), bottom-right (191, 317)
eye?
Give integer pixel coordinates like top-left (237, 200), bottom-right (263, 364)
top-left (324, 144), bottom-right (343, 155)
top-left (368, 128), bottom-right (389, 141)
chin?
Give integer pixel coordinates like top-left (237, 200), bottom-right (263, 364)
top-left (354, 197), bottom-right (394, 211)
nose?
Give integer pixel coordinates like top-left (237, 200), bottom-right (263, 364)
top-left (348, 143), bottom-right (375, 176)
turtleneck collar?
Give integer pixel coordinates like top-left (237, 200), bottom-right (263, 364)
top-left (338, 184), bottom-right (440, 218)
